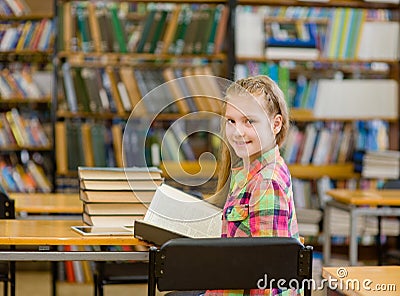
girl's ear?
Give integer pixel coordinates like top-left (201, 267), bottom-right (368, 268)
top-left (272, 114), bottom-right (283, 135)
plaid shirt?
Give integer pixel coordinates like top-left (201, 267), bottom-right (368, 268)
top-left (205, 146), bottom-right (300, 296)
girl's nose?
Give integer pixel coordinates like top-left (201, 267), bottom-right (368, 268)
top-left (233, 123), bottom-right (245, 136)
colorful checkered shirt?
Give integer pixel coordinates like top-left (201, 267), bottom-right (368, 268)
top-left (205, 146), bottom-right (300, 296)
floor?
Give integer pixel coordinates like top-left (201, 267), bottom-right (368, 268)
top-left (9, 270), bottom-right (327, 296)
top-left (13, 270), bottom-right (165, 296)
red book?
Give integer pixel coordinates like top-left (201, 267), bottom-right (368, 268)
top-left (63, 245), bottom-right (76, 283)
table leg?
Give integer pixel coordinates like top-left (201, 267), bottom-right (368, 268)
top-left (349, 208), bottom-right (358, 265)
top-left (52, 261), bottom-right (57, 296)
top-left (323, 203), bottom-right (332, 265)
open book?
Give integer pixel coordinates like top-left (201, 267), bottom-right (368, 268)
top-left (134, 184), bottom-right (222, 245)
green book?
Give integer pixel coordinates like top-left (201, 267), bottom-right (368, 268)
top-left (278, 64), bottom-right (290, 107)
top-left (66, 121), bottom-right (84, 171)
top-left (108, 3), bottom-right (127, 53)
top-left (174, 5), bottom-right (191, 55)
top-left (76, 2), bottom-right (92, 52)
top-left (149, 9), bottom-right (168, 54)
top-left (57, 4), bottom-right (64, 51)
top-left (91, 124), bottom-right (107, 167)
top-left (196, 6), bottom-right (214, 54)
top-left (136, 9), bottom-right (156, 53)
top-left (205, 5), bottom-right (221, 54)
top-left (72, 68), bottom-right (91, 112)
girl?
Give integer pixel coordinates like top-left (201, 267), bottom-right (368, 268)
top-left (207, 75), bottom-right (300, 296)
top-left (168, 75), bottom-right (300, 296)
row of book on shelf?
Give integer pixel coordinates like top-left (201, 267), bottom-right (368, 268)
top-left (0, 108), bottom-right (50, 148)
top-left (0, 67), bottom-right (52, 100)
top-left (0, 156), bottom-right (51, 193)
top-left (55, 118), bottom-right (203, 174)
top-left (60, 63), bottom-right (224, 115)
top-left (237, 5), bottom-right (399, 61)
top-left (281, 120), bottom-right (389, 165)
top-left (235, 62), bottom-right (398, 119)
top-left (235, 60), bottom-right (393, 104)
top-left (0, 19), bottom-right (55, 52)
top-left (62, 60), bottom-right (398, 119)
top-left (0, 0), bottom-right (31, 16)
top-left (59, 1), bottom-right (228, 55)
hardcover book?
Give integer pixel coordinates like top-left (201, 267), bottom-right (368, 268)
top-left (134, 184), bottom-right (222, 245)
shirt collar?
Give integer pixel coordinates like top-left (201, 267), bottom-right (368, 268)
top-left (231, 145), bottom-right (279, 190)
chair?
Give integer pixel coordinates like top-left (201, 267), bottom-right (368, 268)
top-left (148, 237), bottom-right (313, 296)
top-left (0, 188), bottom-right (16, 296)
top-left (93, 249), bottom-right (149, 296)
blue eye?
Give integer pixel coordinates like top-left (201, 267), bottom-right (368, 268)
top-left (246, 119), bottom-right (255, 124)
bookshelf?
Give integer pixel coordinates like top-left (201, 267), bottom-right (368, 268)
top-left (232, 0), bottom-right (400, 241)
top-left (0, 0), bottom-right (55, 193)
top-left (54, 0), bottom-right (229, 193)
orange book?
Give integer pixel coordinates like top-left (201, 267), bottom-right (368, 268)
top-left (30, 19), bottom-right (47, 50)
top-left (183, 68), bottom-right (211, 111)
top-left (63, 245), bottom-right (76, 283)
top-left (119, 67), bottom-right (147, 114)
top-left (81, 123), bottom-right (95, 166)
top-left (87, 2), bottom-right (102, 52)
top-left (162, 67), bottom-right (190, 114)
top-left (161, 5), bottom-right (181, 54)
top-left (55, 121), bottom-right (68, 175)
top-left (63, 2), bottom-right (72, 52)
top-left (111, 124), bottom-right (123, 167)
top-left (213, 5), bottom-right (229, 54)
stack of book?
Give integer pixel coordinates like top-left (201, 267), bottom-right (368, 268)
top-left (362, 150), bottom-right (400, 179)
top-left (78, 166), bottom-right (163, 226)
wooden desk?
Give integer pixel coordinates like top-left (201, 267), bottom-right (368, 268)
top-left (0, 219), bottom-right (149, 261)
top-left (322, 266), bottom-right (400, 296)
top-left (323, 189), bottom-right (400, 266)
top-left (10, 193), bottom-right (82, 215)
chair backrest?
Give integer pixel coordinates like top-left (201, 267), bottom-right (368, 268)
top-left (0, 189), bottom-right (15, 219)
top-left (148, 237), bottom-right (313, 296)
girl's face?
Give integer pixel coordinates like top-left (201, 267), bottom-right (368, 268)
top-left (224, 94), bottom-right (282, 165)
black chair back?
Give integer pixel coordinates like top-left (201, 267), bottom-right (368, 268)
top-left (0, 191), bottom-right (15, 219)
top-left (0, 187), bottom-right (15, 296)
top-left (148, 237), bottom-right (313, 296)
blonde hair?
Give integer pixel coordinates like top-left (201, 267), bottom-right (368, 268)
top-left (215, 75), bottom-right (289, 197)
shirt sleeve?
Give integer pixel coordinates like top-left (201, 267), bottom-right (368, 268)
top-left (248, 177), bottom-right (291, 237)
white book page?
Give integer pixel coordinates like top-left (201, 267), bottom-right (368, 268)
top-left (144, 184), bottom-right (222, 238)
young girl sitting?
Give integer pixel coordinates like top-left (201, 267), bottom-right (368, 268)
top-left (207, 75), bottom-right (300, 296)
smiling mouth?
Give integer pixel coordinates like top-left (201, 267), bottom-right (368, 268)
top-left (234, 140), bottom-right (251, 146)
